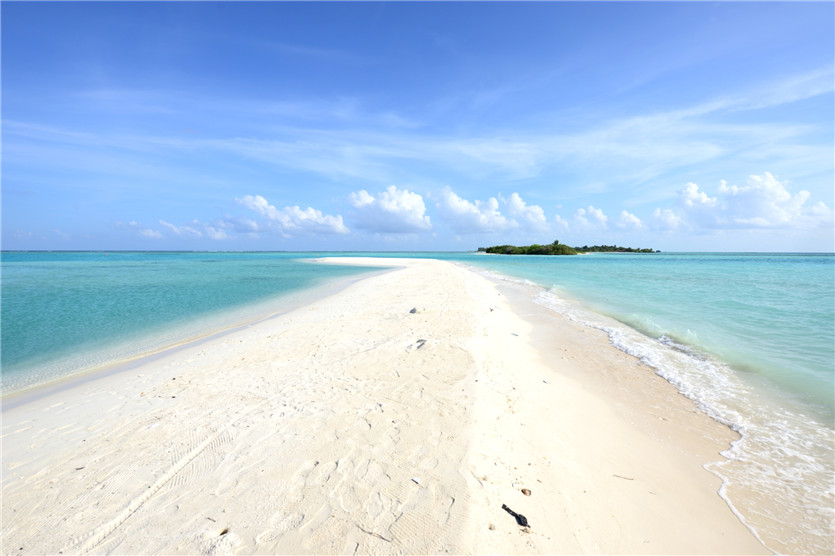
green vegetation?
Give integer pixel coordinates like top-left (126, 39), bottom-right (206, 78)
top-left (574, 245), bottom-right (657, 253)
top-left (477, 240), bottom-right (578, 255)
top-left (477, 240), bottom-right (659, 255)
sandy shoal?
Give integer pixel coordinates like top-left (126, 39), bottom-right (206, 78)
top-left (1, 258), bottom-right (767, 555)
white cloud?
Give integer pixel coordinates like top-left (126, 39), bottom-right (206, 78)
top-left (652, 173), bottom-right (833, 231)
top-left (117, 218), bottom-right (233, 241)
top-left (503, 192), bottom-right (548, 231)
top-left (138, 229), bottom-right (162, 239)
top-left (436, 188), bottom-right (508, 233)
top-left (219, 217), bottom-right (260, 236)
top-left (564, 205), bottom-right (609, 231)
top-left (350, 189), bottom-right (375, 208)
top-left (236, 194), bottom-right (349, 236)
top-left (205, 225), bottom-right (228, 240)
top-left (237, 194), bottom-right (281, 220)
top-left (617, 210), bottom-right (644, 230)
top-left (8, 66), bottom-right (832, 208)
top-left (717, 173), bottom-right (810, 227)
top-left (159, 220), bottom-right (203, 239)
top-left (349, 185), bottom-right (432, 233)
top-left (652, 208), bottom-right (682, 231)
top-left (584, 206), bottom-right (608, 226)
top-left (811, 201), bottom-right (833, 219)
top-left (118, 220), bottom-right (164, 239)
top-left (555, 205), bottom-right (645, 234)
top-left (435, 187), bottom-right (549, 234)
top-left (681, 182), bottom-right (718, 209)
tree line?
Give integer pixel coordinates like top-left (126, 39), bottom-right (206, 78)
top-left (477, 240), bottom-right (658, 255)
top-left (574, 244), bottom-right (657, 253)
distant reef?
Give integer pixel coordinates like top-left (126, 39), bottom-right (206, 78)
top-left (477, 240), bottom-right (658, 255)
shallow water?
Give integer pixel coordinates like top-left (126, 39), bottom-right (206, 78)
top-left (1, 252), bottom-right (385, 392)
top-left (453, 251), bottom-right (834, 554)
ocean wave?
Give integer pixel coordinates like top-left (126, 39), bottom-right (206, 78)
top-left (531, 287), bottom-right (834, 555)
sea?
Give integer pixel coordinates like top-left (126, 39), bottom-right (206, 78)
top-left (2, 250), bottom-right (833, 554)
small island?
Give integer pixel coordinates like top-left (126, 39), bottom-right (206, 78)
top-left (478, 240), bottom-right (578, 255)
top-left (477, 240), bottom-right (658, 255)
top-left (574, 244), bottom-right (658, 253)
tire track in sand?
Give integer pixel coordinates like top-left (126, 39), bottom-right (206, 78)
top-left (62, 409), bottom-right (249, 554)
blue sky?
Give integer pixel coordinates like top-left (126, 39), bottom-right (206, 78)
top-left (3, 1), bottom-right (833, 252)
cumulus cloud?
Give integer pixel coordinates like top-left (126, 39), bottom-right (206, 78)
top-left (349, 185), bottom-right (432, 233)
top-left (556, 205), bottom-right (610, 231)
top-left (118, 196), bottom-right (347, 244)
top-left (204, 225), bottom-right (228, 240)
top-left (436, 187), bottom-right (509, 233)
top-left (681, 182), bottom-right (718, 209)
top-left (717, 173), bottom-right (811, 227)
top-left (237, 194), bottom-right (349, 236)
top-left (503, 192), bottom-right (548, 231)
top-left (435, 187), bottom-right (547, 234)
top-left (652, 208), bottom-right (682, 231)
top-left (579, 206), bottom-right (608, 228)
top-left (617, 210), bottom-right (644, 231)
top-left (652, 172), bottom-right (833, 231)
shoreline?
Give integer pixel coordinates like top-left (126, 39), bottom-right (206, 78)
top-left (2, 262), bottom-right (392, 405)
top-left (2, 258), bottom-right (767, 554)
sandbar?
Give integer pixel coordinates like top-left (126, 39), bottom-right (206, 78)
top-left (1, 258), bottom-right (767, 554)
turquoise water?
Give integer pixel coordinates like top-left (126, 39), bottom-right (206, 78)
top-left (454, 251), bottom-right (834, 554)
top-left (2, 250), bottom-right (833, 552)
top-left (1, 252), bottom-right (385, 392)
top-left (284, 250), bottom-right (834, 553)
top-left (461, 252), bottom-right (835, 418)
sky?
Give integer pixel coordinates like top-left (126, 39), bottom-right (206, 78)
top-left (2, 1), bottom-right (833, 252)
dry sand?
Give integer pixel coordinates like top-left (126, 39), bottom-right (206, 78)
top-left (1, 258), bottom-right (768, 555)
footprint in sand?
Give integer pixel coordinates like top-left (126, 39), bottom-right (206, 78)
top-left (254, 512), bottom-right (305, 546)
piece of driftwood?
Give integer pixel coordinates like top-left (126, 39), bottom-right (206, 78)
top-left (501, 503), bottom-right (529, 527)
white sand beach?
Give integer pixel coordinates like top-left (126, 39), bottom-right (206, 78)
top-left (1, 258), bottom-right (767, 554)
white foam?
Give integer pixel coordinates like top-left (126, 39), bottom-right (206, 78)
top-left (530, 287), bottom-right (834, 554)
top-left (457, 259), bottom-right (834, 552)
